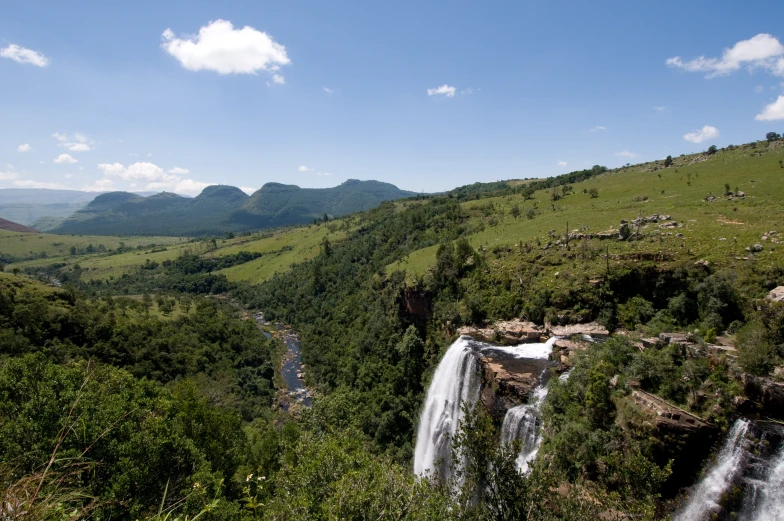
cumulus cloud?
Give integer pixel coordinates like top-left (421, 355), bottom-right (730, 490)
top-left (667, 33), bottom-right (784, 78)
top-left (298, 165), bottom-right (312, 172)
top-left (53, 132), bottom-right (93, 152)
top-left (161, 19), bottom-right (290, 77)
top-left (97, 161), bottom-right (210, 195)
top-left (272, 74), bottom-right (285, 84)
top-left (590, 126), bottom-right (606, 132)
top-left (54, 153), bottom-right (78, 164)
top-left (82, 178), bottom-right (115, 192)
top-left (0, 170), bottom-right (19, 181)
top-left (683, 125), bottom-right (720, 143)
top-left (615, 150), bottom-right (637, 158)
top-left (316, 172), bottom-right (332, 176)
top-left (427, 84), bottom-right (456, 97)
top-left (240, 186), bottom-right (256, 195)
top-left (17, 144), bottom-right (32, 152)
top-left (64, 173), bottom-right (74, 178)
top-left (322, 86), bottom-right (334, 94)
top-left (756, 95), bottom-right (784, 121)
top-left (0, 44), bottom-right (49, 67)
top-left (557, 160), bottom-right (568, 167)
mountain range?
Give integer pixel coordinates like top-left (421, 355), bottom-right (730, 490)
top-left (51, 179), bottom-right (416, 236)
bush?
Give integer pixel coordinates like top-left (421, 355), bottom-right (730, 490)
top-left (618, 296), bottom-right (655, 329)
top-left (737, 322), bottom-right (778, 375)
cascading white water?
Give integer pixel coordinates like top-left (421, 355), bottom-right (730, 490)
top-left (414, 337), bottom-right (482, 480)
top-left (500, 384), bottom-right (548, 472)
top-left (750, 446), bottom-right (784, 521)
top-left (675, 419), bottom-right (750, 521)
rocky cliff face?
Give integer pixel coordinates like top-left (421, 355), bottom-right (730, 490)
top-left (742, 374), bottom-right (784, 419)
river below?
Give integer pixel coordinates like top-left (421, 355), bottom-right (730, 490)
top-left (254, 312), bottom-right (312, 407)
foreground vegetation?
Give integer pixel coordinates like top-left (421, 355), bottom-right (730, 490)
top-left (2, 138), bottom-right (784, 519)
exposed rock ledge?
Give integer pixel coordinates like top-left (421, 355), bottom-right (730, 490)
top-left (458, 319), bottom-right (608, 344)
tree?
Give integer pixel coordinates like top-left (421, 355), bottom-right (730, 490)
top-left (510, 204), bottom-right (521, 219)
top-left (766, 132), bottom-right (781, 142)
top-left (706, 145), bottom-right (717, 155)
top-left (588, 187), bottom-right (599, 199)
top-left (664, 155), bottom-right (673, 167)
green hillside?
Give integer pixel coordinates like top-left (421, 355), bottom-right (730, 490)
top-left (51, 179), bottom-right (416, 236)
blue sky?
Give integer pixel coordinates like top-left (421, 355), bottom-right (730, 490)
top-left (1, 0), bottom-right (784, 195)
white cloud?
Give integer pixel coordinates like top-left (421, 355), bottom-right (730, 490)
top-left (590, 126), bottom-right (606, 132)
top-left (240, 186), bottom-right (256, 195)
top-left (12, 179), bottom-right (66, 189)
top-left (161, 19), bottom-right (290, 77)
top-left (756, 95), bottom-right (784, 121)
top-left (97, 161), bottom-right (210, 195)
top-left (683, 125), bottom-right (720, 143)
top-left (653, 106), bottom-right (666, 112)
top-left (667, 33), bottom-right (784, 78)
top-left (322, 86), bottom-right (334, 94)
top-left (460, 88), bottom-right (474, 95)
top-left (557, 160), bottom-right (568, 167)
top-left (17, 144), bottom-right (32, 152)
top-left (427, 84), bottom-right (456, 97)
top-left (0, 170), bottom-right (19, 181)
top-left (272, 74), bottom-right (285, 84)
top-left (147, 178), bottom-right (210, 195)
top-left (614, 150), bottom-right (637, 158)
top-left (54, 153), bottom-right (78, 164)
top-left (0, 44), bottom-right (49, 67)
top-left (64, 173), bottom-right (74, 178)
top-left (298, 165), bottom-right (312, 172)
top-left (52, 132), bottom-right (93, 152)
top-left (82, 178), bottom-right (115, 192)
top-left (754, 85), bottom-right (765, 93)
top-left (316, 172), bottom-right (332, 176)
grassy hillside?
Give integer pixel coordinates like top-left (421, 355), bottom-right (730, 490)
top-left (5, 220), bottom-right (348, 283)
top-left (0, 230), bottom-right (187, 265)
top-left (52, 180), bottom-right (415, 236)
top-left (388, 141), bottom-right (784, 279)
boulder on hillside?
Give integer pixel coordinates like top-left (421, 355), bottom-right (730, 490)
top-left (766, 286), bottom-right (784, 303)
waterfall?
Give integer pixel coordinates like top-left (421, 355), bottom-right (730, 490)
top-left (675, 419), bottom-right (750, 521)
top-left (750, 447), bottom-right (784, 521)
top-left (500, 384), bottom-right (548, 472)
top-left (414, 337), bottom-right (482, 480)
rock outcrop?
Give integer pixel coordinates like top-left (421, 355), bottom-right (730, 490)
top-left (742, 374), bottom-right (784, 419)
top-left (458, 319), bottom-right (608, 344)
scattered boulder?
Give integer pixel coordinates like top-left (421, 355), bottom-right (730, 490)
top-left (750, 243), bottom-right (764, 252)
top-left (766, 286), bottom-right (784, 303)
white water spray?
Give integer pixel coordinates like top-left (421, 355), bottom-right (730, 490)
top-left (500, 384), bottom-right (549, 472)
top-left (750, 446), bottom-right (784, 521)
top-left (675, 419), bottom-right (750, 521)
top-left (414, 337), bottom-right (482, 480)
